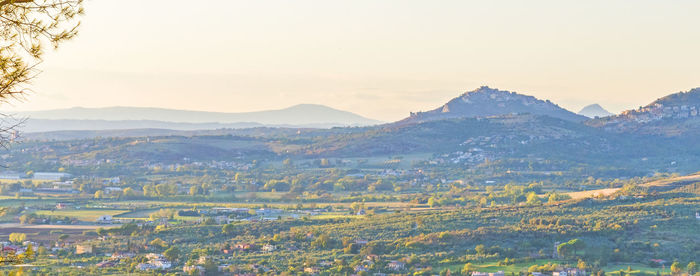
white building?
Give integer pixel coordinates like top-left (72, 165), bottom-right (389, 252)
top-left (104, 187), bottom-right (123, 194)
top-left (214, 215), bottom-right (232, 224)
top-left (146, 253), bottom-right (165, 259)
top-left (137, 263), bottom-right (155, 271)
top-left (96, 215), bottom-right (113, 224)
top-left (149, 258), bottom-right (172, 269)
top-left (262, 244), bottom-right (276, 252)
top-left (0, 171), bottom-right (21, 180)
top-left (387, 261), bottom-right (405, 271)
top-left (33, 172), bottom-right (72, 181)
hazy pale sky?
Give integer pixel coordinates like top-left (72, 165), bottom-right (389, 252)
top-left (6, 0), bottom-right (700, 121)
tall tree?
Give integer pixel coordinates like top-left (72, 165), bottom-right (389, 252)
top-left (670, 261), bottom-right (681, 275)
top-left (8, 232), bottom-right (25, 243)
top-left (0, 0), bottom-right (83, 145)
top-left (222, 223), bottom-right (235, 235)
top-left (687, 262), bottom-right (697, 275)
top-left (163, 246), bottom-right (181, 262)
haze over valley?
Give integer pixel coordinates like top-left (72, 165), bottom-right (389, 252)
top-left (0, 1), bottom-right (698, 275)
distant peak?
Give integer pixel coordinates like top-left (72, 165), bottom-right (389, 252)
top-left (19, 104), bottom-right (383, 126)
top-left (282, 104), bottom-right (348, 113)
top-left (579, 104), bottom-right (606, 111)
top-left (286, 104), bottom-right (332, 109)
top-left (401, 86), bottom-right (586, 123)
top-left (578, 104), bottom-right (613, 118)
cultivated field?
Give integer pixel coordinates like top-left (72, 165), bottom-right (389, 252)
top-left (566, 188), bottom-right (620, 199)
top-left (35, 209), bottom-right (129, 222)
top-left (0, 223), bottom-right (120, 243)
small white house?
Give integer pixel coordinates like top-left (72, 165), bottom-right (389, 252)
top-left (149, 259), bottom-right (171, 269)
top-left (96, 215), bottom-right (113, 224)
top-left (104, 187), bottom-right (123, 195)
top-left (387, 261), bottom-right (405, 271)
top-left (262, 244), bottom-right (276, 252)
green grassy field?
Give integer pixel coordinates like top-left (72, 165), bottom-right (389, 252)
top-left (308, 212), bottom-right (357, 220)
top-left (114, 208), bottom-right (202, 222)
top-left (602, 263), bottom-right (663, 276)
top-left (35, 208), bottom-right (129, 221)
top-left (437, 259), bottom-right (558, 274)
top-left (0, 179), bottom-right (53, 184)
top-left (104, 198), bottom-right (415, 210)
top-left (438, 260), bottom-right (661, 275)
top-left (113, 208), bottom-right (159, 219)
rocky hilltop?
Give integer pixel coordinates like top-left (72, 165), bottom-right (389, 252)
top-left (587, 87), bottom-right (700, 135)
top-left (396, 86), bottom-right (587, 125)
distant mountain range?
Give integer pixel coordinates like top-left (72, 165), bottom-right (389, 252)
top-left (17, 104), bottom-right (383, 132)
top-left (15, 85), bottom-right (700, 177)
top-left (396, 86), bottom-right (587, 125)
top-left (20, 118), bottom-right (373, 133)
top-left (275, 86), bottom-right (700, 163)
top-left (18, 86), bottom-right (700, 143)
top-left (577, 104), bottom-right (614, 118)
top-left (21, 119), bottom-right (263, 133)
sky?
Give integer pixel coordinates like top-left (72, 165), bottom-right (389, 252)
top-left (5, 0), bottom-right (700, 121)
